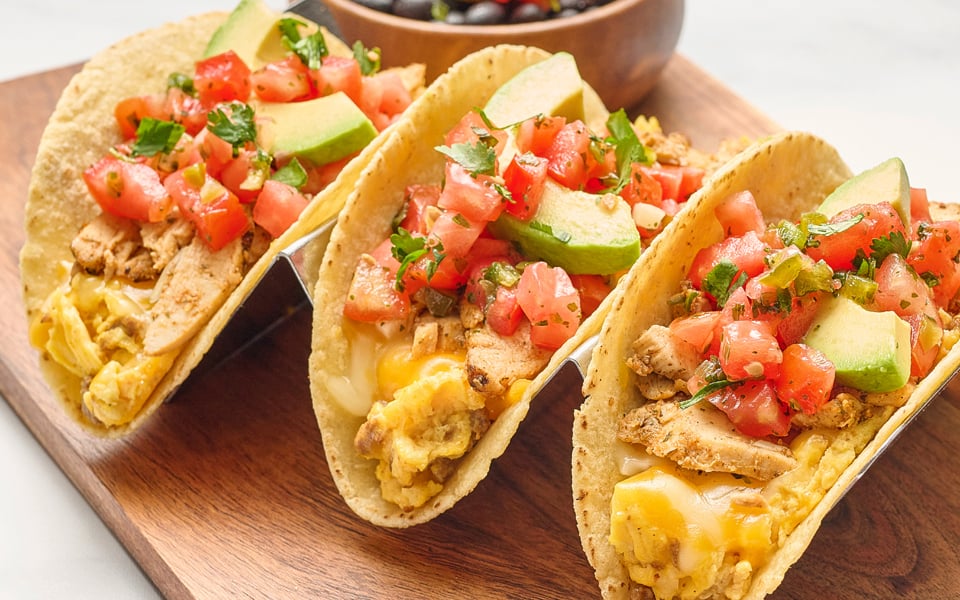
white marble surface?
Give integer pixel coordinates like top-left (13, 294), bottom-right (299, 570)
top-left (1, 1), bottom-right (957, 598)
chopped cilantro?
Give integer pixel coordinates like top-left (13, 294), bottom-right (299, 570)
top-left (352, 41), bottom-right (381, 76)
top-left (390, 228), bottom-right (445, 291)
top-left (605, 109), bottom-right (653, 193)
top-left (435, 141), bottom-right (496, 176)
top-left (805, 213), bottom-right (864, 237)
top-left (131, 118), bottom-right (185, 157)
top-left (679, 378), bottom-right (734, 410)
top-left (702, 260), bottom-right (747, 307)
top-left (166, 72), bottom-right (196, 96)
top-left (278, 17), bottom-right (328, 70)
top-left (271, 158), bottom-right (308, 189)
top-left (206, 102), bottom-right (258, 156)
top-left (530, 221), bottom-right (572, 243)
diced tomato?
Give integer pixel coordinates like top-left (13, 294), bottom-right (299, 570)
top-left (252, 179), bottom-right (309, 238)
top-left (487, 286), bottom-right (524, 336)
top-left (775, 343), bottom-right (834, 414)
top-left (502, 152), bottom-right (548, 220)
top-left (715, 190), bottom-right (766, 236)
top-left (910, 187), bottom-right (932, 231)
top-left (806, 202), bottom-right (908, 271)
top-left (161, 87), bottom-right (208, 136)
top-left (688, 230), bottom-right (770, 293)
top-left (220, 148), bottom-right (267, 203)
top-left (196, 128), bottom-right (237, 177)
top-left (569, 273), bottom-right (611, 318)
top-left (402, 249), bottom-right (468, 292)
top-left (669, 310), bottom-right (722, 354)
top-left (620, 162), bottom-right (664, 209)
top-left (251, 55), bottom-right (312, 103)
top-left (398, 184), bottom-right (442, 234)
top-left (312, 56), bottom-right (363, 104)
top-left (301, 154), bottom-right (353, 195)
top-left (437, 162), bottom-right (505, 222)
top-left (114, 94), bottom-right (166, 140)
top-left (427, 210), bottom-right (485, 258)
top-left (165, 166), bottom-right (250, 250)
top-left (710, 379), bottom-right (792, 438)
top-left (719, 319), bottom-right (782, 381)
top-left (468, 237), bottom-right (516, 262)
top-left (83, 156), bottom-right (173, 223)
top-left (371, 71), bottom-right (413, 119)
top-left (344, 253), bottom-right (411, 322)
top-left (544, 120), bottom-right (595, 190)
top-left (515, 115), bottom-right (565, 156)
top-left (907, 220), bottom-right (960, 307)
top-left (776, 291), bottom-right (827, 347)
top-left (194, 51), bottom-right (252, 105)
top-left (445, 111), bottom-right (507, 156)
top-left (873, 253), bottom-right (937, 318)
top-left (516, 261), bottom-right (582, 350)
top-left (639, 164), bottom-right (682, 201)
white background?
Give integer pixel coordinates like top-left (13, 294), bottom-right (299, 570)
top-left (1, 1), bottom-right (958, 598)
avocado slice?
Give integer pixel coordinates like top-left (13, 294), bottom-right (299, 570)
top-left (488, 180), bottom-right (640, 275)
top-left (817, 157), bottom-right (911, 231)
top-left (482, 52), bottom-right (586, 128)
top-left (802, 295), bottom-right (911, 393)
top-left (257, 92), bottom-right (378, 166)
top-left (204, 0), bottom-right (281, 66)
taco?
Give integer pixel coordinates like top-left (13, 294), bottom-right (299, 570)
top-left (571, 131), bottom-right (960, 599)
top-left (20, 0), bottom-right (425, 436)
top-left (308, 44), bottom-right (747, 526)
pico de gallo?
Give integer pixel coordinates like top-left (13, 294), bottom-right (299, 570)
top-left (659, 185), bottom-right (960, 439)
top-left (342, 106), bottom-right (721, 510)
top-left (87, 20), bottom-right (413, 247)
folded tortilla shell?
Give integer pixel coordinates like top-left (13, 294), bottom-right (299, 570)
top-left (309, 44), bottom-right (614, 527)
top-left (571, 130), bottom-right (960, 598)
top-left (19, 12), bottom-right (390, 436)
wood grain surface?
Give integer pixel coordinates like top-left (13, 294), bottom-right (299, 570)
top-left (2, 56), bottom-right (958, 599)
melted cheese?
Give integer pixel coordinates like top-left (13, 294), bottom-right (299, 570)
top-left (610, 418), bottom-right (890, 599)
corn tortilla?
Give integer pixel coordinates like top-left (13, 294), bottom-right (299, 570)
top-left (571, 131), bottom-right (960, 598)
top-left (308, 44), bottom-right (615, 527)
top-left (19, 11), bottom-right (406, 436)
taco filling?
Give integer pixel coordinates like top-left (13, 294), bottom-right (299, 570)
top-left (606, 161), bottom-right (960, 599)
top-left (25, 7), bottom-right (422, 431)
top-left (334, 88), bottom-right (744, 510)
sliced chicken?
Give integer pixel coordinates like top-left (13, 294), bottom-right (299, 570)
top-left (139, 216), bottom-right (195, 274)
top-left (464, 321), bottom-right (552, 397)
top-left (143, 236), bottom-right (243, 355)
top-left (617, 400), bottom-right (798, 481)
top-left (411, 315), bottom-right (466, 359)
top-left (626, 324), bottom-right (702, 400)
top-left (71, 213), bottom-right (156, 281)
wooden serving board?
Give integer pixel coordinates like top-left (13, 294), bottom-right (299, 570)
top-left (2, 56), bottom-right (958, 599)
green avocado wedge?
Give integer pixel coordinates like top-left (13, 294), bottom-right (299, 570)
top-left (817, 156), bottom-right (911, 231)
top-left (488, 180), bottom-right (641, 275)
top-left (482, 51), bottom-right (586, 128)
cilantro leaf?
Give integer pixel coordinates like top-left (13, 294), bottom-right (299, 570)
top-left (435, 141), bottom-right (496, 176)
top-left (271, 157), bottom-right (308, 189)
top-left (352, 41), bottom-right (381, 76)
top-left (679, 379), bottom-right (735, 409)
top-left (605, 109), bottom-right (653, 193)
top-left (702, 260), bottom-right (748, 307)
top-left (390, 228), bottom-right (445, 291)
top-left (278, 17), bottom-right (328, 70)
top-left (166, 72), bottom-right (196, 96)
top-left (806, 213), bottom-right (864, 237)
top-left (206, 102), bottom-right (258, 156)
top-left (869, 230), bottom-right (912, 263)
top-left (530, 221), bottom-right (572, 243)
top-left (131, 118), bottom-right (185, 157)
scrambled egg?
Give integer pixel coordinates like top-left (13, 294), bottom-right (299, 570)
top-left (609, 410), bottom-right (891, 600)
top-left (356, 362), bottom-right (487, 510)
top-left (29, 271), bottom-right (177, 427)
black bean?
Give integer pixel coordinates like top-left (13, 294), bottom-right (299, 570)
top-left (355, 0), bottom-right (394, 13)
top-left (463, 1), bottom-right (507, 24)
top-left (394, 0), bottom-right (435, 20)
top-left (509, 2), bottom-right (547, 23)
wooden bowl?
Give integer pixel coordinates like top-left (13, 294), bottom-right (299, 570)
top-left (322, 0), bottom-right (685, 110)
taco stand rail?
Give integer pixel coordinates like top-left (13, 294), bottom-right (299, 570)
top-left (2, 57), bottom-right (959, 598)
